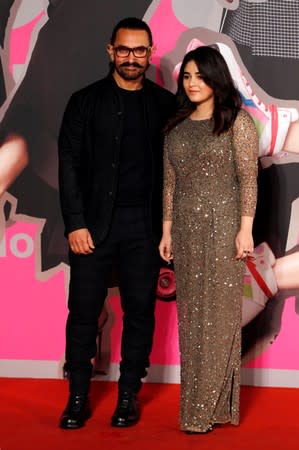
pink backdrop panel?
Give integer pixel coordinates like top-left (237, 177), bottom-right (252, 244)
top-left (9, 11), bottom-right (44, 72)
top-left (149, 0), bottom-right (187, 85)
top-left (0, 222), bottom-right (67, 360)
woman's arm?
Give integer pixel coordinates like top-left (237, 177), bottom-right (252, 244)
top-left (232, 109), bottom-right (259, 259)
top-left (159, 134), bottom-right (175, 262)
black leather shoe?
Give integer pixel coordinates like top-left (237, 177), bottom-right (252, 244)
top-left (111, 391), bottom-right (140, 427)
top-left (59, 393), bottom-right (91, 429)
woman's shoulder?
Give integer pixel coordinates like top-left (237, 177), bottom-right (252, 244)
top-left (233, 108), bottom-right (256, 133)
top-left (231, 108), bottom-right (259, 150)
top-left (234, 108), bottom-right (255, 126)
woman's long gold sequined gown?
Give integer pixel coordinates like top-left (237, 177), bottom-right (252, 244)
top-left (163, 110), bottom-right (258, 432)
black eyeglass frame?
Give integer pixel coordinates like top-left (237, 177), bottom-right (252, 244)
top-left (113, 45), bottom-right (151, 58)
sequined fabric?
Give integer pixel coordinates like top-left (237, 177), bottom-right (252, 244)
top-left (163, 109), bottom-right (258, 432)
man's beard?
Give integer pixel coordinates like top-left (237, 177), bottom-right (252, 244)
top-left (114, 61), bottom-right (149, 80)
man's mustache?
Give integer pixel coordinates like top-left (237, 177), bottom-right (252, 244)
top-left (120, 62), bottom-right (143, 68)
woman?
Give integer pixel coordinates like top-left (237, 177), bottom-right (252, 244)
top-left (159, 46), bottom-right (258, 433)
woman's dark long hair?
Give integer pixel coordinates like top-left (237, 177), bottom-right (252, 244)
top-left (165, 46), bottom-right (242, 135)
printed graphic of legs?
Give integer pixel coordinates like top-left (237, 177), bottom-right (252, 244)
top-left (242, 242), bottom-right (277, 327)
top-left (242, 243), bottom-right (299, 326)
top-left (242, 246), bottom-right (299, 364)
top-left (0, 134), bottom-right (28, 197)
top-left (241, 154), bottom-right (299, 359)
top-left (239, 156), bottom-right (299, 328)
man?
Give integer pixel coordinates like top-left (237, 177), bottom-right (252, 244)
top-left (58, 17), bottom-right (175, 429)
top-left (0, 1), bottom-right (155, 271)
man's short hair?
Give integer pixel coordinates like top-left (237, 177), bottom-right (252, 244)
top-left (110, 17), bottom-right (153, 46)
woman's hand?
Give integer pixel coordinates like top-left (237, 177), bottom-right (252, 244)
top-left (235, 228), bottom-right (254, 260)
top-left (159, 234), bottom-right (173, 263)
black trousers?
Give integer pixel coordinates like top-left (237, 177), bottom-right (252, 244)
top-left (66, 206), bottom-right (160, 394)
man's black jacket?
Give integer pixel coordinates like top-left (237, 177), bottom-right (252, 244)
top-left (58, 74), bottom-right (175, 243)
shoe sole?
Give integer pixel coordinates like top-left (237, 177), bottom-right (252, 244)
top-left (59, 410), bottom-right (92, 430)
top-left (110, 417), bottom-right (140, 428)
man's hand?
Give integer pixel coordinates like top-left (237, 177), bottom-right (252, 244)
top-left (68, 228), bottom-right (95, 254)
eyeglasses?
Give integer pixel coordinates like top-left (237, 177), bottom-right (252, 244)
top-left (113, 45), bottom-right (150, 58)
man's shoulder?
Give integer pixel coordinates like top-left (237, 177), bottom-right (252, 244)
top-left (65, 77), bottom-right (114, 115)
top-left (71, 77), bottom-right (113, 100)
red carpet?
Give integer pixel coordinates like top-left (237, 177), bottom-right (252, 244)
top-left (0, 379), bottom-right (299, 450)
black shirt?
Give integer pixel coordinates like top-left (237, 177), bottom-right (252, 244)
top-left (115, 87), bottom-right (152, 206)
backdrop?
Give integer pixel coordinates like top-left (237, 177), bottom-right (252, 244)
top-left (1, 0), bottom-right (299, 387)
